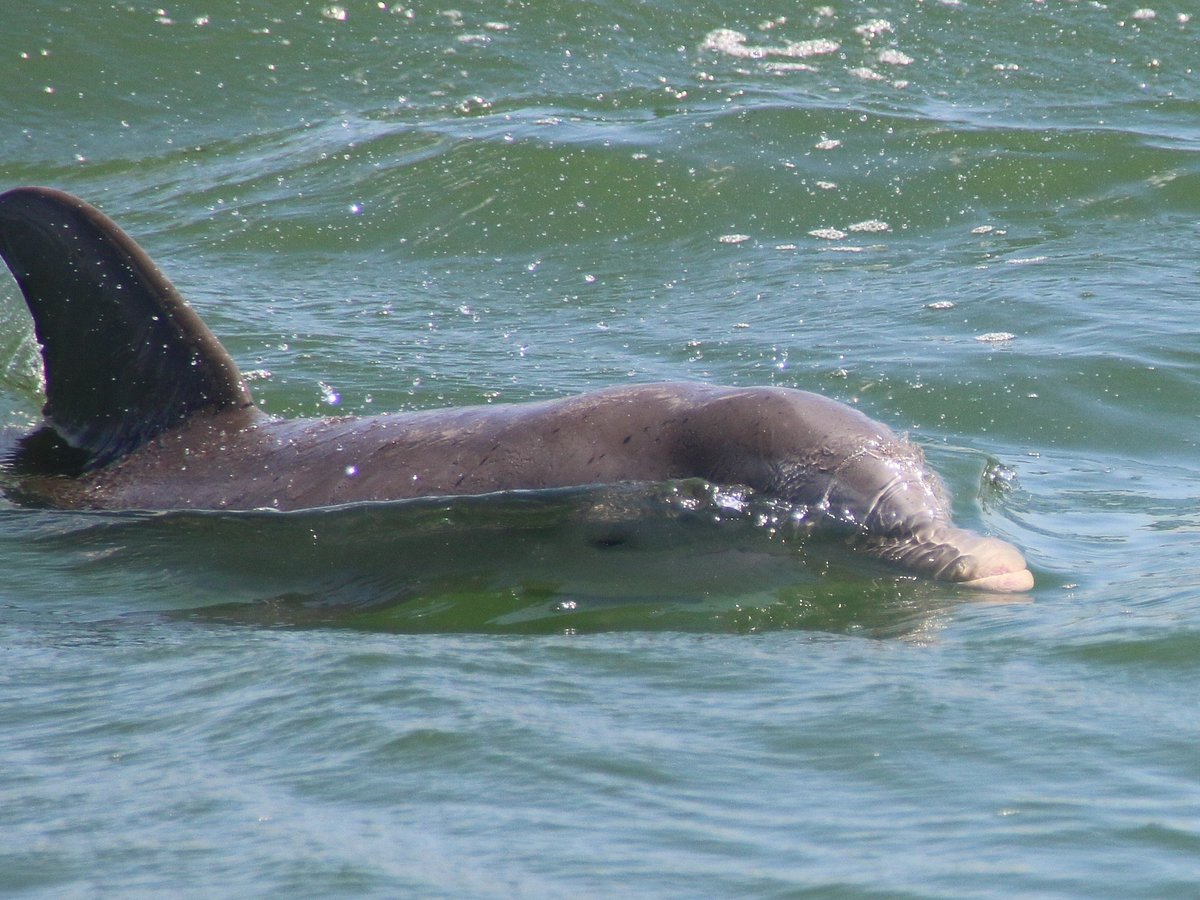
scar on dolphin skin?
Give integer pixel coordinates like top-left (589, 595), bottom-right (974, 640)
top-left (0, 186), bottom-right (1034, 592)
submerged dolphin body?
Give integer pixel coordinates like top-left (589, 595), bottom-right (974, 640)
top-left (0, 186), bottom-right (1033, 591)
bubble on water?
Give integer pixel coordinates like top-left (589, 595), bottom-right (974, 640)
top-left (849, 67), bottom-right (887, 82)
top-left (701, 29), bottom-right (763, 58)
top-left (854, 19), bottom-right (894, 39)
top-left (456, 96), bottom-right (492, 115)
top-left (976, 332), bottom-right (1015, 344)
top-left (763, 62), bottom-right (818, 74)
top-left (879, 49), bottom-right (913, 65)
top-left (784, 39), bottom-right (840, 58)
top-left (809, 227), bottom-right (847, 240)
top-left (848, 219), bottom-right (890, 233)
top-left (700, 29), bottom-right (839, 61)
top-left (713, 489), bottom-right (750, 514)
top-left (982, 460), bottom-right (1020, 495)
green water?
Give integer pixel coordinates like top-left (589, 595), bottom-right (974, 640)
top-left (2, 1), bottom-right (1199, 895)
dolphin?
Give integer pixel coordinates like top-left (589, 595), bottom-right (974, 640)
top-left (0, 186), bottom-right (1033, 591)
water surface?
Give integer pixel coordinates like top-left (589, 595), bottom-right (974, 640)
top-left (2, 2), bottom-right (1199, 896)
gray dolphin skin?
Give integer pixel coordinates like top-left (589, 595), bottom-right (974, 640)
top-left (0, 186), bottom-right (1033, 591)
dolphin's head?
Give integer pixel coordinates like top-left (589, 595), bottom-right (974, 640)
top-left (816, 438), bottom-right (1034, 592)
top-left (857, 522), bottom-right (1034, 592)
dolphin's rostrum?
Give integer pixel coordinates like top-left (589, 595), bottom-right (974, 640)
top-left (0, 186), bottom-right (1033, 591)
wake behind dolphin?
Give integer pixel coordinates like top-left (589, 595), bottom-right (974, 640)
top-left (0, 186), bottom-right (1032, 591)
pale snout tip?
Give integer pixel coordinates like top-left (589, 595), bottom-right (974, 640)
top-left (958, 566), bottom-right (1035, 593)
top-left (957, 536), bottom-right (1035, 592)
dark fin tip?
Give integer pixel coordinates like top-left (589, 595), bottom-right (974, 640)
top-left (0, 186), bottom-right (254, 472)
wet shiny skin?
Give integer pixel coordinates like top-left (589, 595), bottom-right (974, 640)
top-left (34, 383), bottom-right (1033, 591)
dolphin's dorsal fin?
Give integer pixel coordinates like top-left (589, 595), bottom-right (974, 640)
top-left (0, 186), bottom-right (253, 470)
